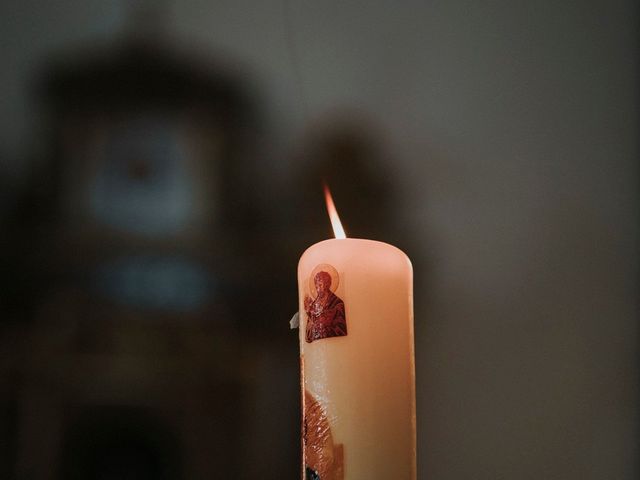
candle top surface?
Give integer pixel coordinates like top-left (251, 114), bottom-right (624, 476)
top-left (300, 238), bottom-right (412, 269)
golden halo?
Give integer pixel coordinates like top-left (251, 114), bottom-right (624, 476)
top-left (309, 264), bottom-right (340, 297)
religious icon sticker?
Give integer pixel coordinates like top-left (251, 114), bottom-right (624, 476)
top-left (304, 264), bottom-right (347, 343)
top-left (303, 390), bottom-right (344, 480)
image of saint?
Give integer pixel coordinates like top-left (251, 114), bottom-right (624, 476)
top-left (304, 269), bottom-right (347, 343)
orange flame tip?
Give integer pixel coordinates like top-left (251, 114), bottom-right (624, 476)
top-left (323, 184), bottom-right (347, 239)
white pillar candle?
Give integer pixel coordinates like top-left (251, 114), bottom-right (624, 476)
top-left (297, 189), bottom-right (416, 480)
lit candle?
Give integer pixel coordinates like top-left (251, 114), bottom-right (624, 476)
top-left (298, 186), bottom-right (416, 480)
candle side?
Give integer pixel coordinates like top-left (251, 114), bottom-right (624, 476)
top-left (298, 238), bottom-right (416, 480)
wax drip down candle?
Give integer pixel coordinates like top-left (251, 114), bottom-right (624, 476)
top-left (297, 186), bottom-right (416, 480)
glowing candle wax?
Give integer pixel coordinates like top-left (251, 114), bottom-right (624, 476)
top-left (298, 188), bottom-right (416, 480)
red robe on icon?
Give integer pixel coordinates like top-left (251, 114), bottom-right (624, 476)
top-left (305, 271), bottom-right (347, 343)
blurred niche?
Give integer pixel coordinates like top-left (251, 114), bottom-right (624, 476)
top-left (1, 21), bottom-right (298, 480)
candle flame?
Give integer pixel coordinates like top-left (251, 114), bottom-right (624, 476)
top-left (324, 184), bottom-right (347, 239)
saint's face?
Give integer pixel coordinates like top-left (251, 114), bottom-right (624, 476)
top-left (314, 273), bottom-right (330, 295)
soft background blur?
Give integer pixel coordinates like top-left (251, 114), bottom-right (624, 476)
top-left (0, 1), bottom-right (637, 479)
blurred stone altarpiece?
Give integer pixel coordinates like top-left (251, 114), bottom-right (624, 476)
top-left (0, 38), bottom-right (297, 480)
